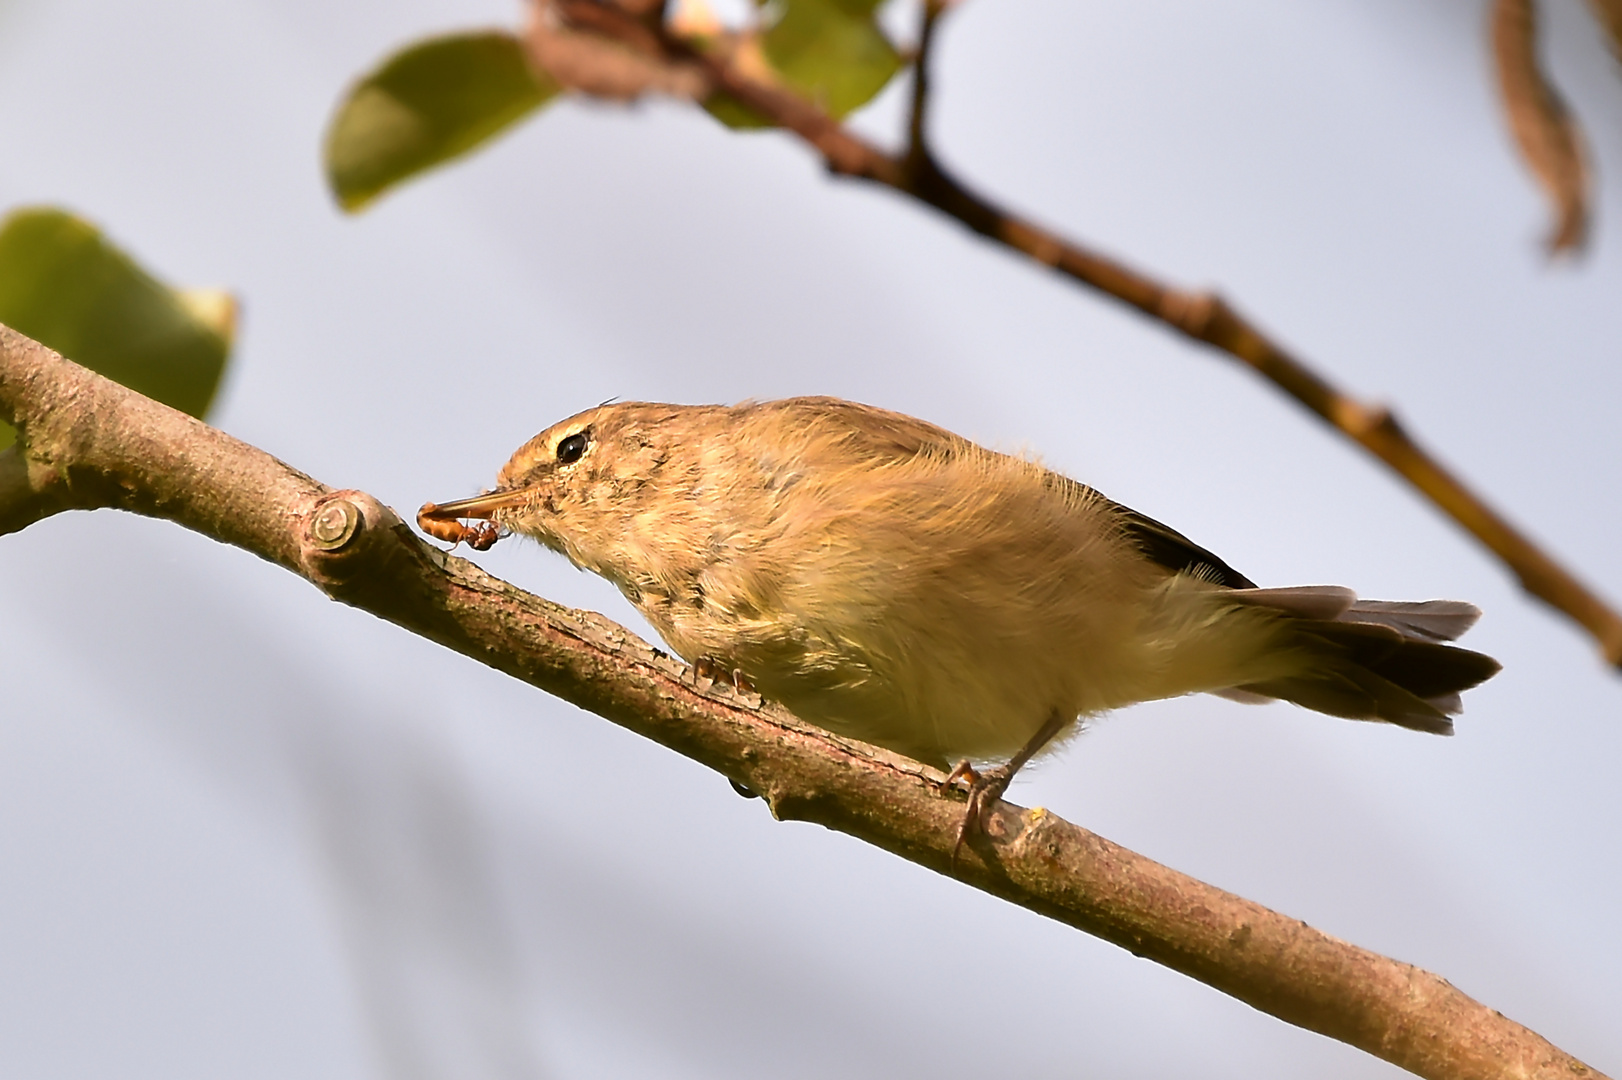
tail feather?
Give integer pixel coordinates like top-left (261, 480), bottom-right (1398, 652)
top-left (1220, 604), bottom-right (1501, 735)
top-left (1230, 586), bottom-right (1355, 620)
top-left (1231, 588), bottom-right (1483, 642)
top-left (1338, 599), bottom-right (1482, 642)
top-left (1425, 692), bottom-right (1463, 715)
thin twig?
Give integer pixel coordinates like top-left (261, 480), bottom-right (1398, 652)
top-left (1492, 0), bottom-right (1590, 253)
top-left (550, 0), bottom-right (1622, 667)
top-left (0, 324), bottom-right (1606, 1080)
top-left (905, 0), bottom-right (946, 170)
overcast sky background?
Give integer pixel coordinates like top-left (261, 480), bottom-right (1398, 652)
top-left (0, 0), bottom-right (1619, 1076)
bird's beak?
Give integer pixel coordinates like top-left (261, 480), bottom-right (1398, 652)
top-left (417, 487), bottom-right (531, 523)
top-left (417, 488), bottom-right (535, 550)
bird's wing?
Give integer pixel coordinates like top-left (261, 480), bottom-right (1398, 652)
top-left (773, 398), bottom-right (1260, 588)
top-left (1046, 473), bottom-right (1257, 588)
top-left (767, 397), bottom-right (970, 459)
top-left (1110, 500), bottom-right (1257, 588)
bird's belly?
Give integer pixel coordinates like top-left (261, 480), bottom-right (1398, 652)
top-left (634, 472), bottom-right (1162, 767)
top-left (690, 592), bottom-right (1148, 768)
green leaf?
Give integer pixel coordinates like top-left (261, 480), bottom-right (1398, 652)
top-left (702, 89), bottom-right (778, 130)
top-left (325, 30), bottom-right (561, 213)
top-left (760, 0), bottom-right (900, 118)
top-left (0, 207), bottom-right (235, 451)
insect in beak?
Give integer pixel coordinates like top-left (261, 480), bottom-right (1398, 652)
top-left (417, 488), bottom-right (530, 550)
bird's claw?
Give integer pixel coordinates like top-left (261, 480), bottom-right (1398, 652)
top-left (694, 656), bottom-right (755, 694)
top-left (942, 759), bottom-right (1013, 868)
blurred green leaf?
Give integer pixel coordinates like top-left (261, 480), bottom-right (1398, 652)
top-left (702, 88), bottom-right (777, 130)
top-left (761, 0), bottom-right (900, 118)
top-left (325, 30), bottom-right (560, 213)
top-left (0, 207), bottom-right (235, 451)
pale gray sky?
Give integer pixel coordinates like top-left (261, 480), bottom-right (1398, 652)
top-left (0, 1), bottom-right (1618, 1076)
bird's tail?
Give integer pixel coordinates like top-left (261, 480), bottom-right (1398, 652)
top-left (1206, 586), bottom-right (1501, 734)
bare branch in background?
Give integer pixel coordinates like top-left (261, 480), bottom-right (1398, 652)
top-left (0, 324), bottom-right (1606, 1080)
top-left (1491, 0), bottom-right (1591, 253)
top-left (904, 0), bottom-right (947, 168)
top-left (1587, 0), bottom-right (1622, 62)
top-left (529, 0), bottom-right (1622, 667)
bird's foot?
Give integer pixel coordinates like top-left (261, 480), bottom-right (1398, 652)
top-left (942, 759), bottom-right (1015, 867)
top-left (693, 656), bottom-right (755, 694)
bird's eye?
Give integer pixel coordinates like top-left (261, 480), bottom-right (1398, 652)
top-left (556, 431), bottom-right (589, 464)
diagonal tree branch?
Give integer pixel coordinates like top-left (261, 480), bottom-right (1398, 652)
top-left (0, 324), bottom-right (1606, 1080)
top-left (545, 0), bottom-right (1622, 667)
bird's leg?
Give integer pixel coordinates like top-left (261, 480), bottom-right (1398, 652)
top-left (945, 709), bottom-right (1069, 865)
top-left (692, 656), bottom-right (755, 695)
top-left (692, 655), bottom-right (724, 687)
top-left (698, 658), bottom-right (762, 800)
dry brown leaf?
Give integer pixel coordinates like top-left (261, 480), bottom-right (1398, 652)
top-left (524, 0), bottom-right (709, 102)
top-left (1491, 0), bottom-right (1590, 254)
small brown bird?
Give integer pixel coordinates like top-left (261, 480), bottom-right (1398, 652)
top-left (420, 397), bottom-right (1499, 851)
